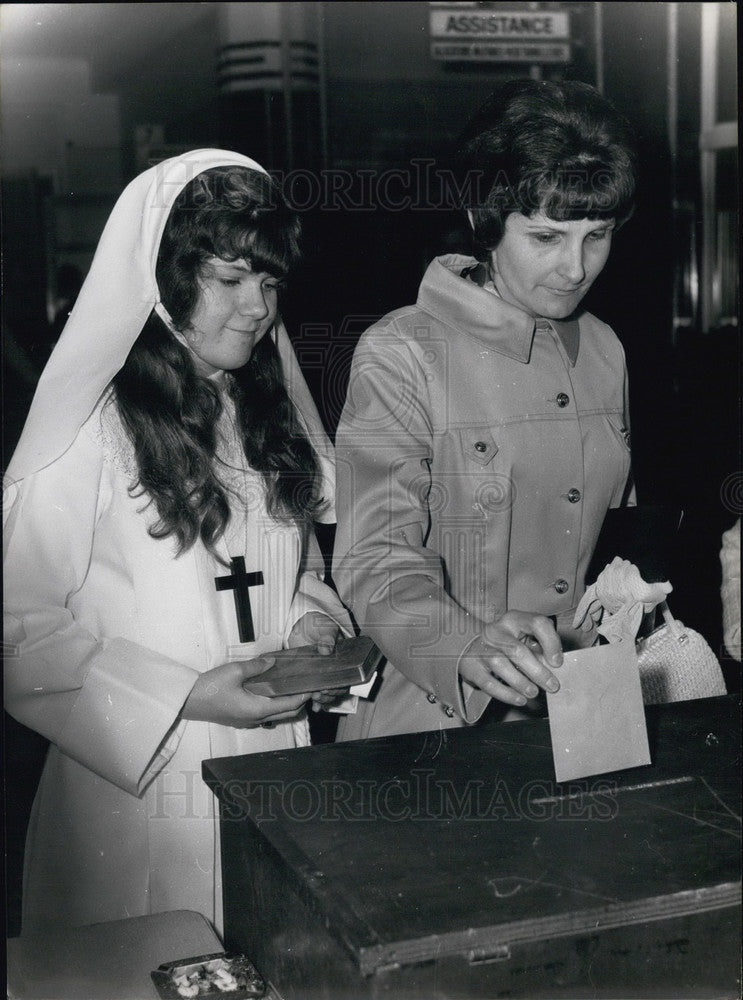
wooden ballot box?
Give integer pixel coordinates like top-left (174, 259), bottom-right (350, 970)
top-left (203, 696), bottom-right (741, 999)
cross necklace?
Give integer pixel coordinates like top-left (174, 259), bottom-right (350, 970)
top-left (213, 396), bottom-right (264, 643)
top-left (215, 556), bottom-right (263, 643)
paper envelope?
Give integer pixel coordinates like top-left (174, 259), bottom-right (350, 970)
top-left (546, 640), bottom-right (651, 782)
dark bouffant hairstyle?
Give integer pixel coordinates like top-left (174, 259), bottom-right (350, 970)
top-left (455, 79), bottom-right (638, 260)
top-left (113, 165), bottom-right (325, 559)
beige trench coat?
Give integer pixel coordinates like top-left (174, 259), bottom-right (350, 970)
top-left (333, 255), bottom-right (634, 740)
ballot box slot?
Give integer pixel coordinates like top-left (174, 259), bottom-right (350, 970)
top-left (530, 774), bottom-right (695, 806)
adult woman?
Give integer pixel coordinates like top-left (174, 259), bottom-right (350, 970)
top-left (4, 149), bottom-right (351, 932)
top-left (333, 80), bottom-right (638, 740)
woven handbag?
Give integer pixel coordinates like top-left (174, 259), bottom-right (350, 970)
top-left (637, 601), bottom-right (727, 705)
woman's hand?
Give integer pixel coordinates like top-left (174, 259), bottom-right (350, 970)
top-left (459, 611), bottom-right (563, 707)
top-left (287, 612), bottom-right (349, 708)
top-left (286, 611), bottom-right (340, 654)
top-left (181, 657), bottom-right (311, 728)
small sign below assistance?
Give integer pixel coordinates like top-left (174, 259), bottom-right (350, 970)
top-left (430, 4), bottom-right (571, 63)
top-left (431, 41), bottom-right (570, 61)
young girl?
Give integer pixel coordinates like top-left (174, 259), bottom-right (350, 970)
top-left (4, 149), bottom-right (351, 932)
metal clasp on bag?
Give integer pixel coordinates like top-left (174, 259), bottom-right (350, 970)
top-left (467, 944), bottom-right (511, 965)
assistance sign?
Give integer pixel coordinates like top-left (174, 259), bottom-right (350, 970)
top-left (430, 6), bottom-right (571, 62)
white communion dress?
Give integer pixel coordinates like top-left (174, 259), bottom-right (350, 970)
top-left (3, 148), bottom-right (351, 933)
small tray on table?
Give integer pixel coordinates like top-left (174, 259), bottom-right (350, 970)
top-left (151, 952), bottom-right (265, 999)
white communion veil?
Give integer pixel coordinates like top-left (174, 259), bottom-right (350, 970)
top-left (4, 148), bottom-right (336, 520)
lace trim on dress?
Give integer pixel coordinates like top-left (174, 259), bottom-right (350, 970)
top-left (91, 392), bottom-right (138, 478)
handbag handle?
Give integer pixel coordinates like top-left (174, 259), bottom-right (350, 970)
top-left (656, 600), bottom-right (688, 643)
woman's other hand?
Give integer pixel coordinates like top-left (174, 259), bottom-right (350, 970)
top-left (459, 611), bottom-right (563, 707)
top-left (181, 657), bottom-right (310, 728)
top-left (286, 611), bottom-right (340, 654)
top-left (287, 612), bottom-right (347, 707)
top-left (310, 688), bottom-right (350, 709)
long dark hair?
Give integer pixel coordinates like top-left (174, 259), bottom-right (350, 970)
top-left (112, 165), bottom-right (324, 558)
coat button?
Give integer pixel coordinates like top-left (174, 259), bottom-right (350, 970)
top-left (556, 392), bottom-right (570, 407)
top-left (443, 705), bottom-right (455, 718)
top-left (426, 692), bottom-right (437, 704)
top-left (474, 441), bottom-right (488, 453)
top-left (567, 488), bottom-right (581, 503)
top-left (554, 579), bottom-right (569, 594)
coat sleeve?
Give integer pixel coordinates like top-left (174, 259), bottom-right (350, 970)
top-left (3, 424), bottom-right (199, 797)
top-left (282, 528), bottom-right (355, 643)
top-left (332, 325), bottom-right (490, 723)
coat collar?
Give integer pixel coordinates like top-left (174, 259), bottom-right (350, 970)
top-left (417, 254), bottom-right (580, 366)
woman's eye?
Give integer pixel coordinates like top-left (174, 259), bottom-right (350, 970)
top-left (263, 281), bottom-right (282, 293)
top-left (219, 278), bottom-right (241, 287)
top-left (588, 230), bottom-right (611, 242)
top-left (533, 233), bottom-right (560, 244)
